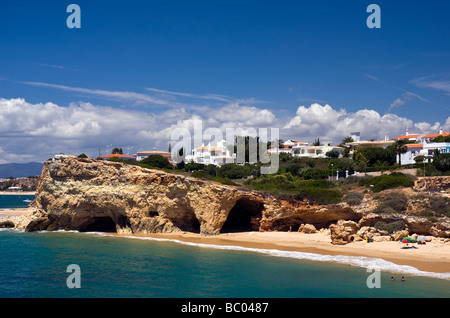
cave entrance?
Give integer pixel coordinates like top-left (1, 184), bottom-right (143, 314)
top-left (79, 217), bottom-right (117, 233)
top-left (221, 198), bottom-right (264, 233)
top-left (171, 208), bottom-right (201, 234)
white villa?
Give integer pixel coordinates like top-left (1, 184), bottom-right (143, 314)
top-left (291, 144), bottom-right (344, 158)
top-left (268, 139), bottom-right (344, 158)
top-left (184, 139), bottom-right (236, 166)
top-left (393, 128), bottom-right (450, 165)
top-left (344, 132), bottom-right (395, 150)
top-left (269, 139), bottom-right (309, 154)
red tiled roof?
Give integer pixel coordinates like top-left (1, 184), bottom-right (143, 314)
top-left (392, 134), bottom-right (420, 139)
top-left (421, 132), bottom-right (450, 138)
top-left (406, 144), bottom-right (423, 148)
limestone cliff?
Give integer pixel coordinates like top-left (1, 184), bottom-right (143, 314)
top-left (4, 156), bottom-right (448, 242)
top-left (15, 156), bottom-right (361, 235)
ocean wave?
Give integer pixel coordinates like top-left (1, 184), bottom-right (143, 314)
top-left (116, 234), bottom-right (450, 281)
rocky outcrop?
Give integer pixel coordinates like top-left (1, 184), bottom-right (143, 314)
top-left (298, 224), bottom-right (317, 234)
top-left (359, 213), bottom-right (450, 238)
top-left (16, 156), bottom-right (363, 236)
top-left (259, 201), bottom-right (360, 232)
top-left (0, 219), bottom-right (15, 228)
top-left (329, 220), bottom-right (359, 245)
top-left (414, 176), bottom-right (450, 192)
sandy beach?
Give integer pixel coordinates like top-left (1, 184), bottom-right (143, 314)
top-left (0, 207), bottom-right (35, 217)
top-left (0, 191), bottom-right (36, 196)
top-left (116, 231), bottom-right (450, 274)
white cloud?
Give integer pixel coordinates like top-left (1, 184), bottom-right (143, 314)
top-left (0, 97), bottom-right (448, 164)
top-left (21, 81), bottom-right (172, 107)
top-left (282, 103), bottom-right (446, 144)
top-left (411, 73), bottom-right (450, 96)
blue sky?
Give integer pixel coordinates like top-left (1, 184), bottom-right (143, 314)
top-left (0, 0), bottom-right (449, 162)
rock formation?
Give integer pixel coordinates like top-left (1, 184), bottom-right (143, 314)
top-left (414, 176), bottom-right (450, 192)
top-left (3, 156), bottom-right (449, 243)
top-left (9, 156), bottom-right (361, 236)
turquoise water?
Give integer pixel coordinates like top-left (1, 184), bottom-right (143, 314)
top-left (0, 229), bottom-right (449, 298)
top-left (0, 195), bottom-right (35, 209)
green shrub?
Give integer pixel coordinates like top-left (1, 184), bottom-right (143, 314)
top-left (141, 155), bottom-right (173, 169)
top-left (374, 191), bottom-right (408, 214)
top-left (296, 188), bottom-right (342, 204)
top-left (429, 197), bottom-right (450, 217)
top-left (191, 170), bottom-right (213, 180)
top-left (345, 192), bottom-right (364, 205)
top-left (212, 177), bottom-right (237, 186)
top-left (360, 172), bottom-right (414, 192)
top-left (247, 173), bottom-right (342, 204)
top-left (374, 221), bottom-right (404, 233)
top-left (419, 209), bottom-right (434, 217)
top-left (302, 167), bottom-right (329, 180)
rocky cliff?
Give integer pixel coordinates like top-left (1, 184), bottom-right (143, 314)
top-left (8, 156), bottom-right (360, 236)
top-left (3, 156), bottom-right (449, 243)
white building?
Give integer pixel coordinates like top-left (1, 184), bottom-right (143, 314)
top-left (268, 140), bottom-right (308, 155)
top-left (291, 144), bottom-right (344, 158)
top-left (393, 128), bottom-right (450, 165)
top-left (184, 140), bottom-right (236, 166)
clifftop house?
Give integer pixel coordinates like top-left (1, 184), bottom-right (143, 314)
top-left (392, 128), bottom-right (450, 165)
top-left (184, 139), bottom-right (236, 166)
top-left (136, 149), bottom-right (174, 164)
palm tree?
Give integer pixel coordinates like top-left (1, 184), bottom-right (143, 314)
top-left (393, 140), bottom-right (408, 165)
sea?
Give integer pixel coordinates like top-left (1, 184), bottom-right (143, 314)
top-left (0, 194), bottom-right (35, 209)
top-left (1, 195), bottom-right (449, 299)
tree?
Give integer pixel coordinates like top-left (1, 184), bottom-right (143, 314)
top-left (430, 135), bottom-right (450, 143)
top-left (312, 138), bottom-right (321, 146)
top-left (353, 147), bottom-right (395, 167)
top-left (77, 153), bottom-right (88, 158)
top-left (340, 136), bottom-right (354, 145)
top-left (141, 155), bottom-right (172, 169)
top-left (392, 140), bottom-right (408, 165)
top-left (302, 167), bottom-right (329, 180)
top-left (433, 152), bottom-right (450, 172)
top-left (325, 150), bottom-right (340, 159)
top-left (112, 147), bottom-right (123, 154)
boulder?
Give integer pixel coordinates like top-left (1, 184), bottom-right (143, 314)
top-left (329, 220), bottom-right (360, 245)
top-left (299, 224), bottom-right (317, 234)
top-left (0, 219), bottom-right (15, 228)
top-left (391, 230), bottom-right (409, 241)
top-left (373, 235), bottom-right (391, 242)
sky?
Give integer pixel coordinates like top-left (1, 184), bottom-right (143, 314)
top-left (0, 0), bottom-right (449, 163)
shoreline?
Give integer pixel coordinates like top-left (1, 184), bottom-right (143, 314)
top-left (112, 231), bottom-right (450, 276)
top-left (2, 208), bottom-right (449, 278)
top-left (0, 191), bottom-right (36, 196)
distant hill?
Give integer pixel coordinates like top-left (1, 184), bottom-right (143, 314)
top-left (0, 162), bottom-right (44, 178)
